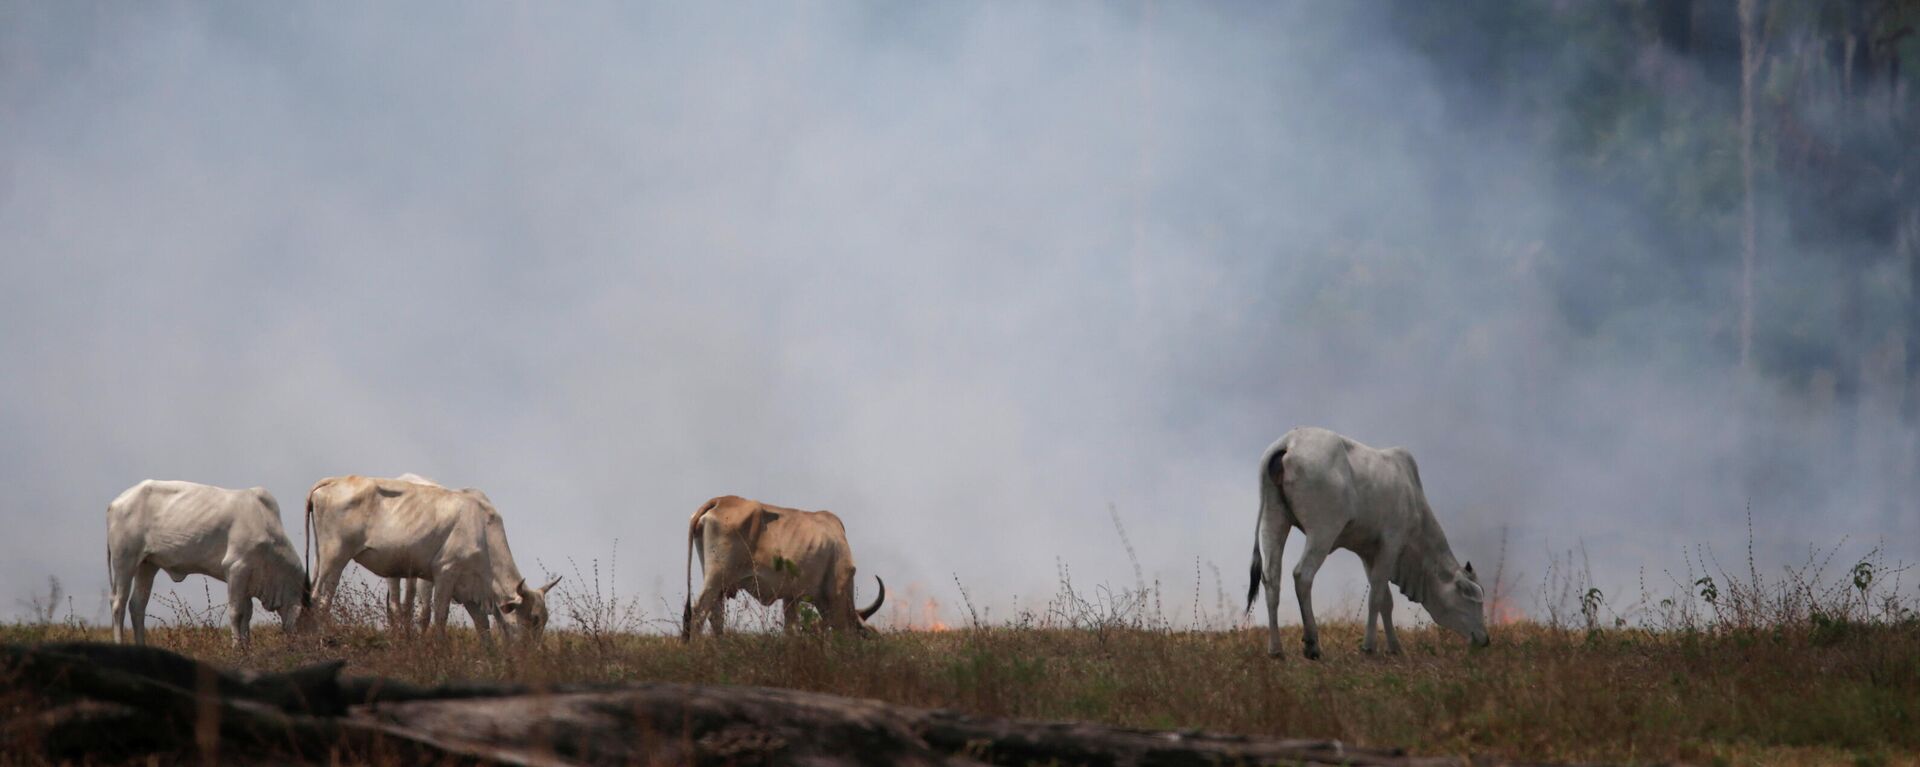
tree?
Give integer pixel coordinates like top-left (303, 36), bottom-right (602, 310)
top-left (1738, 0), bottom-right (1763, 371)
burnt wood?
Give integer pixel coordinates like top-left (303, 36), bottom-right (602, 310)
top-left (2, 642), bottom-right (1581, 766)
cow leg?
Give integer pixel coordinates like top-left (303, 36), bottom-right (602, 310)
top-left (128, 563), bottom-right (159, 646)
top-left (416, 579), bottom-right (436, 632)
top-left (1361, 554), bottom-right (1389, 654)
top-left (792, 572), bottom-right (836, 632)
top-left (429, 580), bottom-right (455, 638)
top-left (227, 569), bottom-right (255, 648)
top-left (689, 574), bottom-right (733, 638)
top-left (1363, 588), bottom-right (1380, 654)
top-left (706, 592), bottom-right (728, 636)
top-left (1363, 553), bottom-right (1402, 655)
top-left (683, 590), bottom-right (705, 639)
top-left (464, 601), bottom-right (496, 648)
top-left (827, 566), bottom-right (859, 633)
top-left (1260, 518), bottom-right (1293, 658)
top-left (385, 578), bottom-right (406, 631)
top-left (1361, 555), bottom-right (1377, 653)
top-left (686, 588), bottom-right (718, 638)
top-left (109, 552), bottom-right (140, 644)
top-left (275, 605), bottom-right (303, 636)
top-left (1292, 534), bottom-right (1336, 661)
top-left (308, 544), bottom-right (358, 629)
top-left (405, 579), bottom-right (423, 631)
top-left (109, 589), bottom-right (124, 644)
top-left (1380, 600), bottom-right (1403, 655)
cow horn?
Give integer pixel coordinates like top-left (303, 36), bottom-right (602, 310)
top-left (857, 575), bottom-right (886, 621)
top-left (540, 575), bottom-right (563, 594)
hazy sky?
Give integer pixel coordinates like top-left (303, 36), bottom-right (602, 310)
top-left (3, 3), bottom-right (1913, 630)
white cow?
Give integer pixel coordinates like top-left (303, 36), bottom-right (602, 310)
top-left (305, 475), bottom-right (557, 642)
top-left (106, 480), bottom-right (310, 647)
top-left (1246, 427), bottom-right (1489, 659)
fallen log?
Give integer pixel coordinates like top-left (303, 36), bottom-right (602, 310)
top-left (1, 642), bottom-right (517, 765)
top-left (2, 642), bottom-right (1567, 766)
top-left (353, 683), bottom-right (1474, 766)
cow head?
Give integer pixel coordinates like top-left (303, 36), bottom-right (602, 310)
top-left (283, 574), bottom-right (313, 633)
top-left (265, 551), bottom-right (314, 633)
top-left (499, 576), bottom-right (563, 639)
top-left (1424, 561), bottom-right (1490, 647)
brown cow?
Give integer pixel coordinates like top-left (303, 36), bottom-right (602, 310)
top-left (682, 496), bottom-right (884, 638)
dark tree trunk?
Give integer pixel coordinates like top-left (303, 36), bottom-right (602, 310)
top-left (1738, 0), bottom-right (1760, 371)
top-left (1658, 0), bottom-right (1696, 54)
top-left (1908, 212), bottom-right (1920, 426)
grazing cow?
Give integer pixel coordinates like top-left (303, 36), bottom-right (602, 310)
top-left (1246, 427), bottom-right (1488, 659)
top-left (106, 480), bottom-right (310, 647)
top-left (683, 496), bottom-right (884, 638)
top-left (306, 475), bottom-right (559, 642)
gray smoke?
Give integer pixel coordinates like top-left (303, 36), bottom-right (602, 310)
top-left (2, 2), bottom-right (1911, 628)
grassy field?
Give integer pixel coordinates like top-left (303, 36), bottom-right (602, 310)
top-left (9, 537), bottom-right (1918, 765)
top-left (6, 615), bottom-right (1918, 766)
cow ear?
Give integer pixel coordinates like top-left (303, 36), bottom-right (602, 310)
top-left (540, 576), bottom-right (562, 595)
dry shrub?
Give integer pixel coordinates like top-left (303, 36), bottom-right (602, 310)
top-left (1532, 511), bottom-right (1914, 639)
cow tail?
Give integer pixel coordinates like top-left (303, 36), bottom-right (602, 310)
top-left (304, 492), bottom-right (314, 578)
top-left (683, 499), bottom-right (715, 639)
top-left (1247, 442), bottom-right (1288, 613)
top-left (105, 503), bottom-right (117, 600)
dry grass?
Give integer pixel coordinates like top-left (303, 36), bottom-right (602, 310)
top-left (8, 542), bottom-right (1920, 767)
top-left (6, 620), bottom-right (1918, 765)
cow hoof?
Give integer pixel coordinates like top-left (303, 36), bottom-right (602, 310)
top-left (1360, 644), bottom-right (1375, 655)
top-left (1303, 644), bottom-right (1322, 661)
top-left (1266, 647), bottom-right (1286, 659)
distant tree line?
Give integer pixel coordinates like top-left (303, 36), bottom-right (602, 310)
top-left (1386, 0), bottom-right (1918, 417)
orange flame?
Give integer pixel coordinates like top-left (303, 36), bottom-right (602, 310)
top-left (881, 583), bottom-right (951, 632)
top-left (920, 596), bottom-right (950, 632)
top-left (1488, 593), bottom-right (1526, 626)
